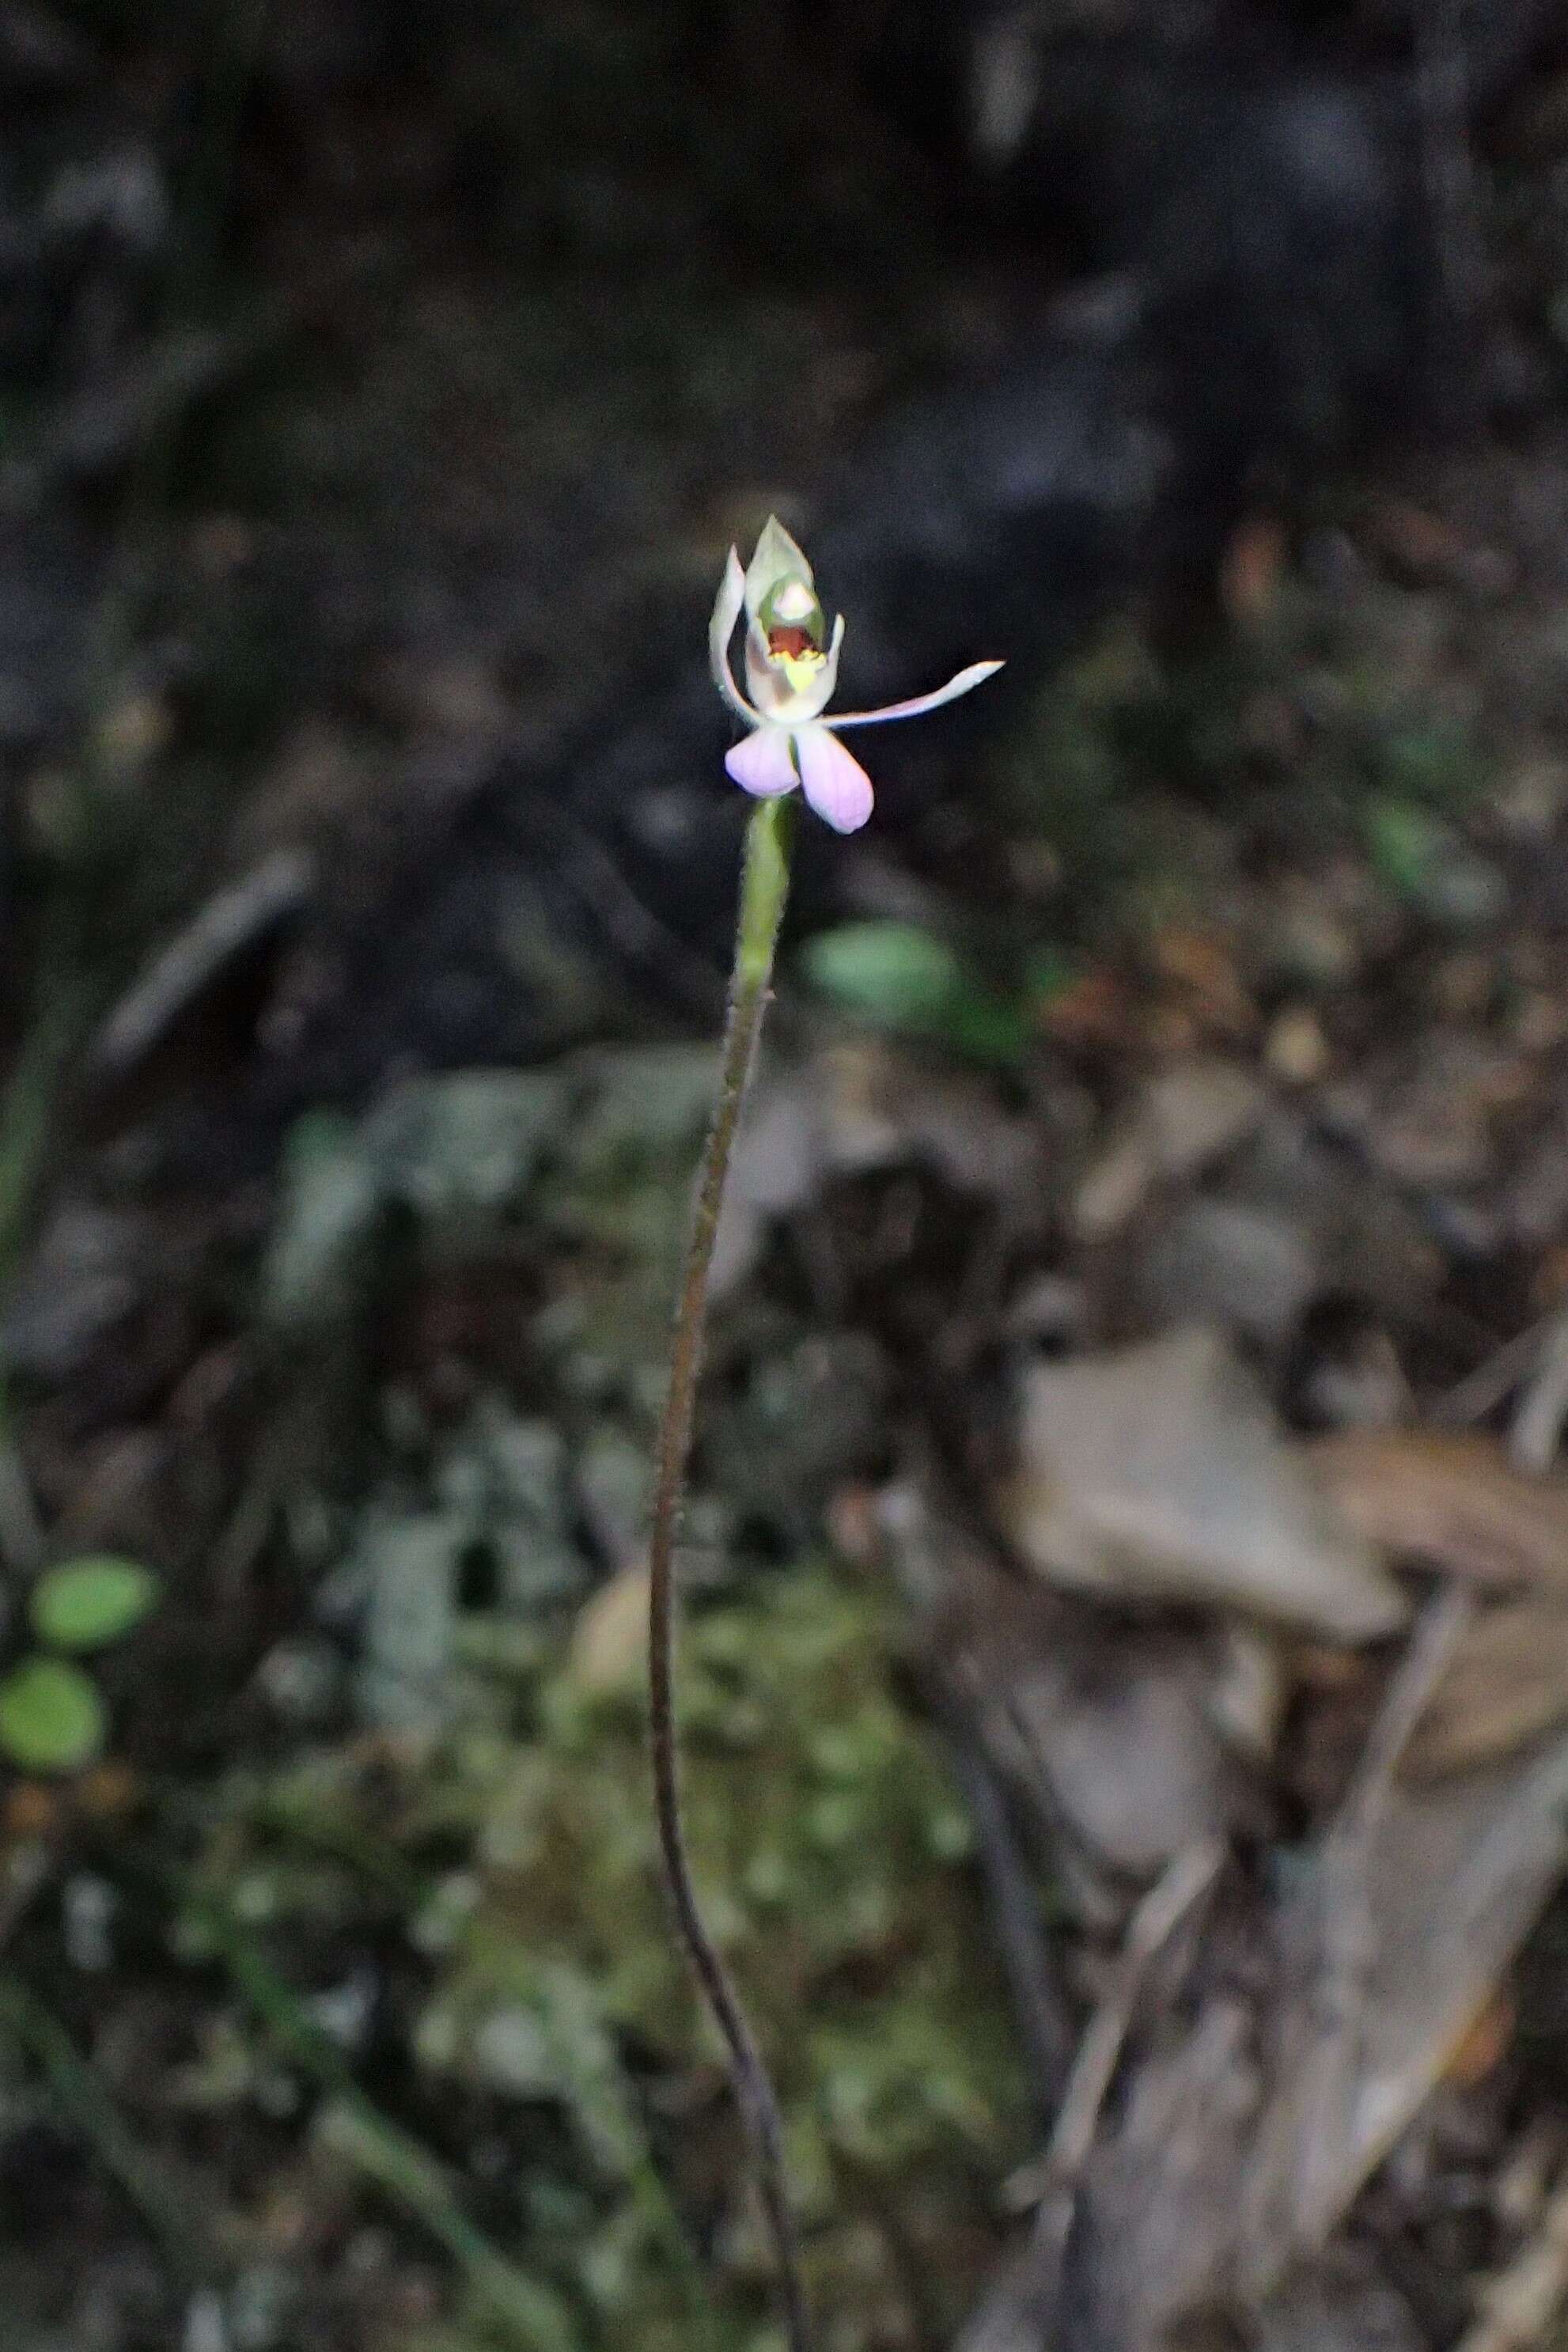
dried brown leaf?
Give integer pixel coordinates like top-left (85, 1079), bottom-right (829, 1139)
top-left (566, 1559), bottom-right (650, 1695)
top-left (1308, 1431), bottom-right (1568, 1770)
top-left (1309, 1429), bottom-right (1568, 1596)
top-left (1405, 1600), bottom-right (1568, 1775)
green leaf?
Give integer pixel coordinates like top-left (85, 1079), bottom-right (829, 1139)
top-left (1362, 795), bottom-right (1443, 901)
top-left (804, 922), bottom-right (1035, 1066)
top-left (939, 992), bottom-right (1031, 1066)
top-left (1361, 797), bottom-right (1506, 928)
top-left (0, 1658), bottom-right (107, 1773)
top-left (1022, 948), bottom-right (1078, 1006)
top-left (30, 1557), bottom-right (161, 1653)
top-left (802, 922), bottom-right (964, 1025)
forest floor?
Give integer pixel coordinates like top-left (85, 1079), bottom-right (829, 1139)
top-left (6, 7), bottom-right (1568, 2351)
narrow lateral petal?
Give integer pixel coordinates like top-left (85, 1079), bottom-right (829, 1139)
top-left (796, 727), bottom-right (875, 833)
top-left (830, 658), bottom-right (1005, 729)
top-left (725, 725), bottom-right (799, 797)
top-left (709, 549), bottom-right (758, 723)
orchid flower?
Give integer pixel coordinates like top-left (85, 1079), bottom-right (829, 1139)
top-left (710, 517), bottom-right (1003, 835)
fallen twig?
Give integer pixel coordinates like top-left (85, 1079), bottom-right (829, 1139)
top-left (1510, 1310), bottom-right (1568, 1474)
top-left (1006, 1836), bottom-right (1226, 2210)
top-left (1294, 1580), bottom-right (1475, 2252)
top-left (1456, 2162), bottom-right (1568, 2352)
top-left (930, 1679), bottom-right (1075, 2119)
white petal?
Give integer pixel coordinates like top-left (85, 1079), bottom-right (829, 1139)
top-left (829, 659), bottom-right (1005, 729)
top-left (796, 726), bottom-right (875, 833)
top-left (744, 618), bottom-right (782, 713)
top-left (812, 611), bottom-right (845, 712)
top-left (725, 725), bottom-right (799, 797)
top-left (709, 548), bottom-right (759, 723)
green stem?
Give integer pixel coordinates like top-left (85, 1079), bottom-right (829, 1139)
top-left (210, 1910), bottom-right (576, 2348)
top-left (0, 1972), bottom-right (210, 2286)
top-left (647, 791), bottom-right (809, 2352)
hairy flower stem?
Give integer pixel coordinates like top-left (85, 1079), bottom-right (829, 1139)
top-left (647, 791), bottom-right (810, 2352)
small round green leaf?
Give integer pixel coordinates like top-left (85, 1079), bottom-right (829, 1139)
top-left (1362, 796), bottom-right (1443, 903)
top-left (801, 922), bottom-right (964, 1025)
top-left (30, 1557), bottom-right (160, 1653)
top-left (0, 1658), bottom-right (108, 1774)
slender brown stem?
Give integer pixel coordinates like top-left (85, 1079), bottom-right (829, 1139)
top-left (647, 792), bottom-right (810, 2352)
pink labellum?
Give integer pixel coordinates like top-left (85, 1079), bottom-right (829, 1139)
top-left (795, 727), bottom-right (875, 834)
top-left (724, 726), bottom-right (799, 797)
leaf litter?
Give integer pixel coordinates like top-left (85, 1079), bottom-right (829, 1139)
top-left (13, 30), bottom-right (1568, 2352)
top-left (20, 518), bottom-right (1568, 2349)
